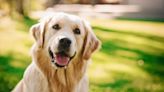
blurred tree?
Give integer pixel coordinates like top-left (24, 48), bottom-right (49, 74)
top-left (45, 0), bottom-right (60, 8)
top-left (16, 0), bottom-right (24, 15)
top-left (45, 0), bottom-right (80, 7)
top-left (0, 0), bottom-right (30, 17)
top-left (14, 0), bottom-right (31, 16)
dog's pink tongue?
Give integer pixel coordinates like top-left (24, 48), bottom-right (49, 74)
top-left (56, 54), bottom-right (69, 66)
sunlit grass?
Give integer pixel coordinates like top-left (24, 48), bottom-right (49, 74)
top-left (91, 19), bottom-right (164, 37)
top-left (94, 27), bottom-right (164, 55)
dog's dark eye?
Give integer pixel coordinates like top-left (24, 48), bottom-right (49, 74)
top-left (52, 24), bottom-right (61, 30)
top-left (73, 28), bottom-right (80, 35)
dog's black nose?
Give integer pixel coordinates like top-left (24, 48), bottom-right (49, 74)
top-left (58, 38), bottom-right (71, 51)
top-left (59, 38), bottom-right (71, 47)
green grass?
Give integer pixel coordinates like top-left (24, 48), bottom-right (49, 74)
top-left (89, 19), bottom-right (164, 92)
top-left (0, 17), bottom-right (35, 92)
top-left (0, 17), bottom-right (164, 92)
top-left (116, 17), bottom-right (164, 22)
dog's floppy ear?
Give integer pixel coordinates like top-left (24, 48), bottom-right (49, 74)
top-left (82, 20), bottom-right (101, 60)
top-left (30, 21), bottom-right (46, 48)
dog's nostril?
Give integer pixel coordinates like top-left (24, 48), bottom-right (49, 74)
top-left (67, 39), bottom-right (71, 45)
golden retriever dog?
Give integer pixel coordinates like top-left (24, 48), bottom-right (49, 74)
top-left (12, 12), bottom-right (100, 92)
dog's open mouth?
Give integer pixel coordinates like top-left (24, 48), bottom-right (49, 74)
top-left (48, 47), bottom-right (76, 68)
top-left (55, 52), bottom-right (70, 67)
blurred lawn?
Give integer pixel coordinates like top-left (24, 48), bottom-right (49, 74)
top-left (0, 17), bottom-right (164, 92)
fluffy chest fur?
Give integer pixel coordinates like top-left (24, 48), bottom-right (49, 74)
top-left (22, 48), bottom-right (88, 92)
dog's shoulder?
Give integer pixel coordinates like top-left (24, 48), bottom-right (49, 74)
top-left (23, 62), bottom-right (49, 92)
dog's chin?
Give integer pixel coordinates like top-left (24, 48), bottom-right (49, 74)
top-left (48, 48), bottom-right (76, 68)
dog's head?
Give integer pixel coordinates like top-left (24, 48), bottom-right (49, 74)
top-left (30, 13), bottom-right (100, 68)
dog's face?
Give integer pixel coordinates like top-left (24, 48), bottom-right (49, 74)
top-left (31, 13), bottom-right (100, 68)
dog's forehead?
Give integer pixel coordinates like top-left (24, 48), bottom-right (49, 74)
top-left (51, 13), bottom-right (82, 24)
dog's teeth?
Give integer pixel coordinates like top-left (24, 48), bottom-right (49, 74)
top-left (64, 66), bottom-right (67, 69)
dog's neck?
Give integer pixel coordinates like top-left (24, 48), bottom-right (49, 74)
top-left (32, 46), bottom-right (88, 92)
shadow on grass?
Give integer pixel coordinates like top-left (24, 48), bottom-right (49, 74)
top-left (102, 40), bottom-right (164, 76)
top-left (93, 26), bottom-right (164, 42)
top-left (116, 18), bottom-right (164, 23)
top-left (91, 79), bottom-right (131, 92)
top-left (0, 53), bottom-right (29, 92)
top-left (98, 79), bottom-right (130, 89)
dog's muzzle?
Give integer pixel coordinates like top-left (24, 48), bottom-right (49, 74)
top-left (48, 48), bottom-right (76, 68)
top-left (48, 37), bottom-right (76, 68)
